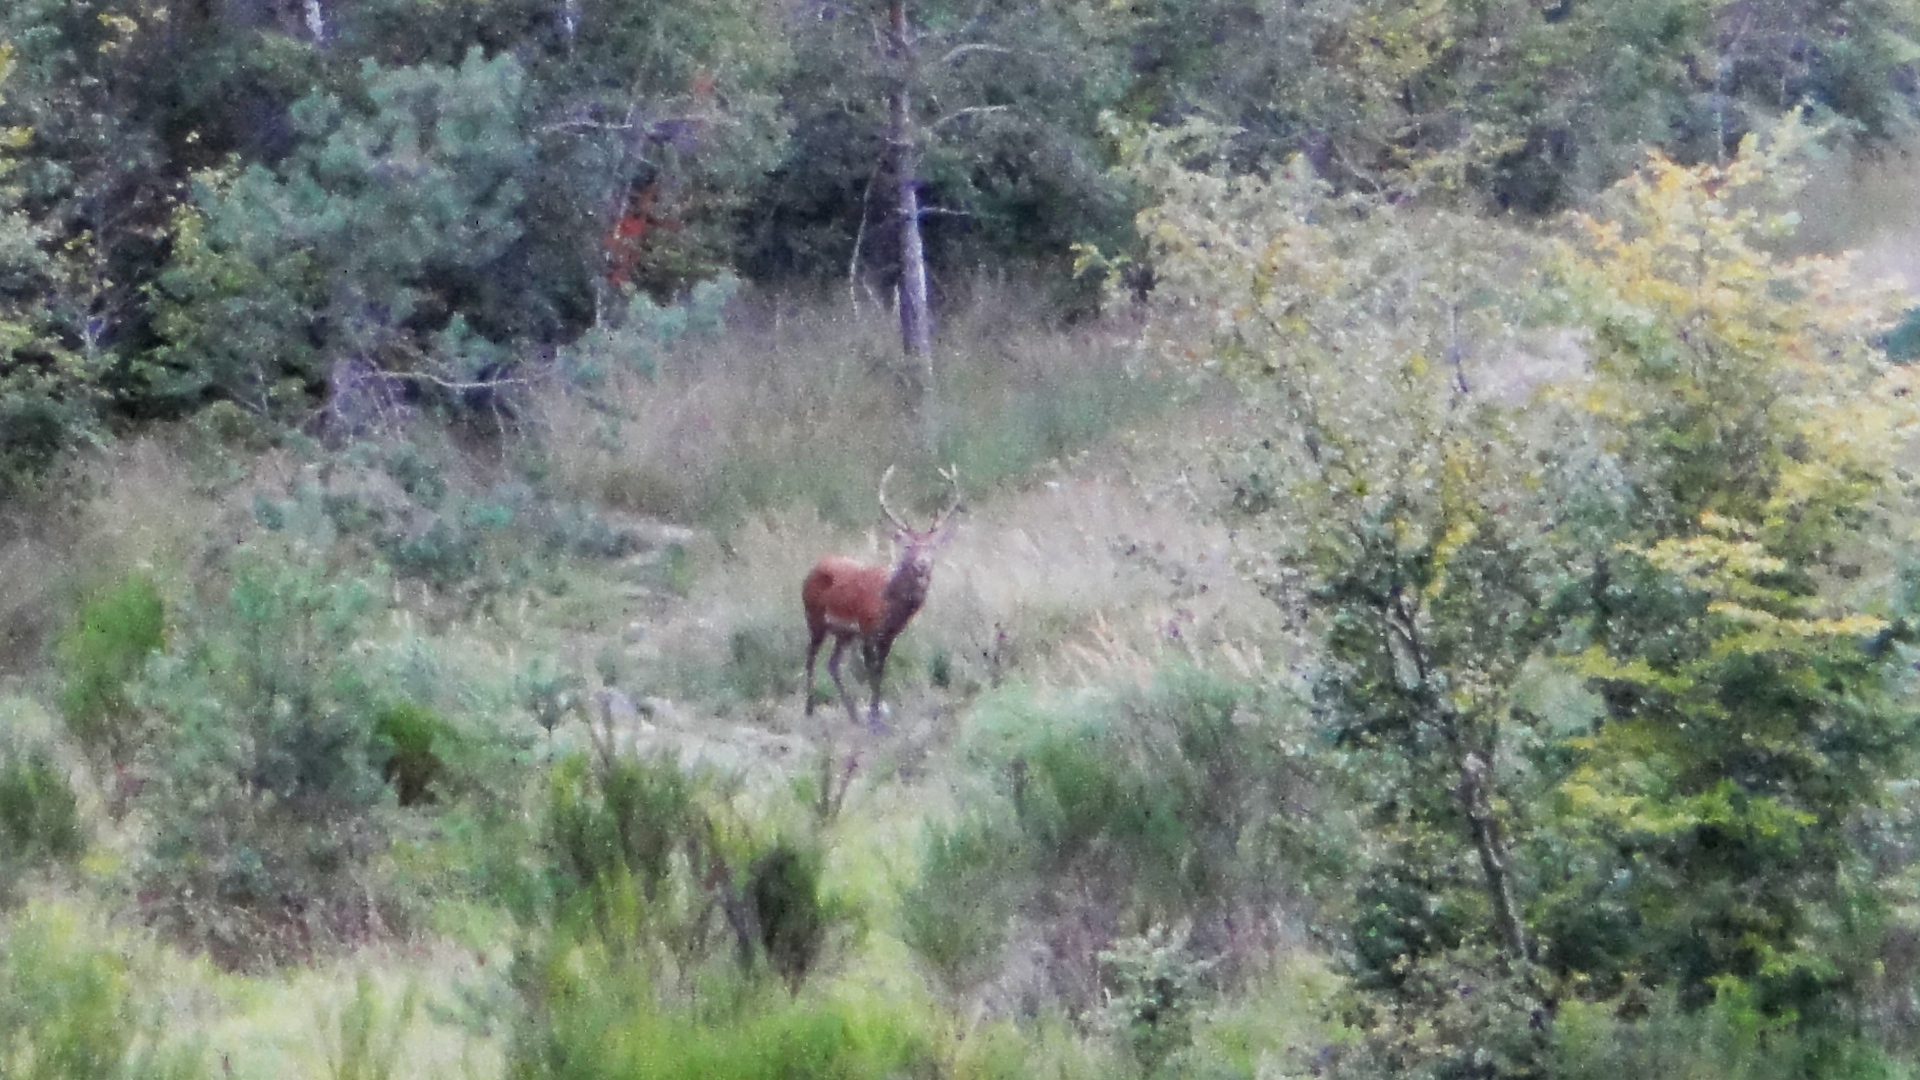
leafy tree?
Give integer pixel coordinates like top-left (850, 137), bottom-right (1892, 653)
top-left (1536, 119), bottom-right (1920, 1019)
top-left (0, 42), bottom-right (100, 494)
top-left (1129, 114), bottom-right (1920, 1071)
top-left (148, 50), bottom-right (537, 415)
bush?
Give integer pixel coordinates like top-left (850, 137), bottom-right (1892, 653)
top-left (899, 816), bottom-right (1023, 992)
top-left (322, 973), bottom-right (418, 1080)
top-left (0, 750), bottom-right (83, 870)
top-left (0, 906), bottom-right (203, 1080)
top-left (372, 702), bottom-right (451, 807)
top-left (901, 669), bottom-right (1328, 1005)
top-left (548, 751), bottom-right (700, 902)
top-left (510, 946), bottom-right (935, 1080)
top-left (56, 573), bottom-right (167, 763)
top-left (1542, 988), bottom-right (1913, 1080)
top-left (135, 548), bottom-right (400, 967)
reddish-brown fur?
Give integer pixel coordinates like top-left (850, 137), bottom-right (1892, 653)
top-left (802, 468), bottom-right (960, 728)
top-left (802, 556), bottom-right (891, 636)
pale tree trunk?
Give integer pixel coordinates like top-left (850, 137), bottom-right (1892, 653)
top-left (304, 0), bottom-right (326, 44)
top-left (888, 2), bottom-right (933, 365)
top-left (1458, 750), bottom-right (1529, 962)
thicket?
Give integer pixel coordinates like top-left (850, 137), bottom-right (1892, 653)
top-left (1131, 114), bottom-right (1920, 1076)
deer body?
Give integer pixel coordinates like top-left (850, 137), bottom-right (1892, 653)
top-left (803, 468), bottom-right (958, 728)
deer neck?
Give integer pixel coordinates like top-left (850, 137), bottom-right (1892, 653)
top-left (877, 559), bottom-right (930, 639)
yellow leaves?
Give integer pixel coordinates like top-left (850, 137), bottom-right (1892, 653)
top-left (1703, 602), bottom-right (1886, 641)
top-left (1640, 524), bottom-right (1785, 583)
top-left (98, 13), bottom-right (141, 52)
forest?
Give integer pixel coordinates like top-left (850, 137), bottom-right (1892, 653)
top-left (5, 1), bottom-right (1920, 1078)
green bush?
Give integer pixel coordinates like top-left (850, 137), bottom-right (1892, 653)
top-left (1097, 923), bottom-right (1215, 1072)
top-left (747, 841), bottom-right (828, 994)
top-left (727, 622), bottom-right (801, 703)
top-left (902, 669), bottom-right (1324, 1004)
top-left (136, 548), bottom-right (399, 967)
top-left (56, 573), bottom-right (167, 762)
top-left (0, 750), bottom-right (83, 869)
top-left (372, 702), bottom-right (451, 807)
top-left (548, 751), bottom-right (701, 903)
top-left (899, 816), bottom-right (1023, 991)
top-left (1543, 988), bottom-right (1914, 1080)
top-left (0, 906), bottom-right (204, 1080)
top-left (510, 957), bottom-right (935, 1080)
top-left (322, 973), bottom-right (418, 1080)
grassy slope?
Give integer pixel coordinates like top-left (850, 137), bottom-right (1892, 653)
top-left (0, 295), bottom-right (1331, 1078)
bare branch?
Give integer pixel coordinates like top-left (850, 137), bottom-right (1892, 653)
top-left (930, 104), bottom-right (1009, 131)
top-left (385, 369), bottom-right (530, 392)
top-left (941, 42), bottom-right (1011, 65)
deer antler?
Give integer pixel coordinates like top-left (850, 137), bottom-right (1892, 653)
top-left (877, 465), bottom-right (915, 533)
top-left (930, 464), bottom-right (963, 531)
top-left (879, 464), bottom-right (963, 535)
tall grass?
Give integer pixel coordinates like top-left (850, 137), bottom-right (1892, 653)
top-left (536, 286), bottom-right (1167, 533)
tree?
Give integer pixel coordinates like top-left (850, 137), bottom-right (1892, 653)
top-left (0, 42), bottom-right (98, 497)
top-left (1128, 114), bottom-right (1920, 1071)
top-left (1536, 119), bottom-right (1920, 1019)
top-left (756, 0), bottom-right (1134, 353)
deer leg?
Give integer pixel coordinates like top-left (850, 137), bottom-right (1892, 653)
top-left (804, 626), bottom-right (827, 716)
top-left (866, 637), bottom-right (894, 729)
top-left (825, 634), bottom-right (861, 725)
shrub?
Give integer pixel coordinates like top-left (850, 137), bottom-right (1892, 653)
top-left (372, 702), bottom-right (451, 807)
top-left (902, 669), bottom-right (1327, 1004)
top-left (135, 548), bottom-right (399, 967)
top-left (0, 750), bottom-right (83, 870)
top-left (899, 816), bottom-right (1023, 992)
top-left (727, 622), bottom-right (801, 703)
top-left (547, 751), bottom-right (699, 902)
top-left (0, 906), bottom-right (203, 1080)
top-left (1097, 923), bottom-right (1215, 1072)
top-left (322, 973), bottom-right (418, 1080)
top-left (747, 841), bottom-right (828, 994)
top-left (509, 947), bottom-right (935, 1080)
top-left (56, 573), bottom-right (167, 763)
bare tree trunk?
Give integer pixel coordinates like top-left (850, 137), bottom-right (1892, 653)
top-left (888, 2), bottom-right (933, 363)
top-left (304, 0), bottom-right (327, 43)
top-left (1459, 751), bottom-right (1530, 962)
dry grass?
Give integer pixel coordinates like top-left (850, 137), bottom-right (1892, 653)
top-left (1794, 138), bottom-right (1920, 295)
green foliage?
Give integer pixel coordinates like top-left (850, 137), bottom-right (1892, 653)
top-left (1545, 987), bottom-right (1915, 1080)
top-left (510, 957), bottom-right (934, 1080)
top-left (726, 621), bottom-right (802, 704)
top-left (1096, 922), bottom-right (1215, 1071)
top-left (322, 973), bottom-right (418, 1080)
top-left (56, 572), bottom-right (166, 762)
top-left (372, 702), bottom-right (450, 807)
top-left (0, 906), bottom-right (203, 1080)
top-left (547, 752), bottom-right (700, 902)
top-left (136, 545), bottom-right (398, 967)
top-left (1534, 120), bottom-right (1919, 1017)
top-left (1134, 112), bottom-right (1920, 1073)
top-left (0, 749), bottom-right (82, 871)
top-left (899, 815), bottom-right (1022, 991)
top-left (558, 276), bottom-right (741, 385)
top-left (747, 841), bottom-right (828, 994)
top-left (1886, 306), bottom-right (1920, 363)
top-left (903, 669), bottom-right (1324, 1003)
top-left (0, 43), bottom-right (98, 497)
top-left (149, 49), bottom-right (537, 413)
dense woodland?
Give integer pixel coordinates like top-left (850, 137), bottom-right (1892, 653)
top-left (7, 1), bottom-right (1920, 1078)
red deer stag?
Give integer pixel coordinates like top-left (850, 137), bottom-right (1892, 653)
top-left (803, 466), bottom-right (961, 728)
